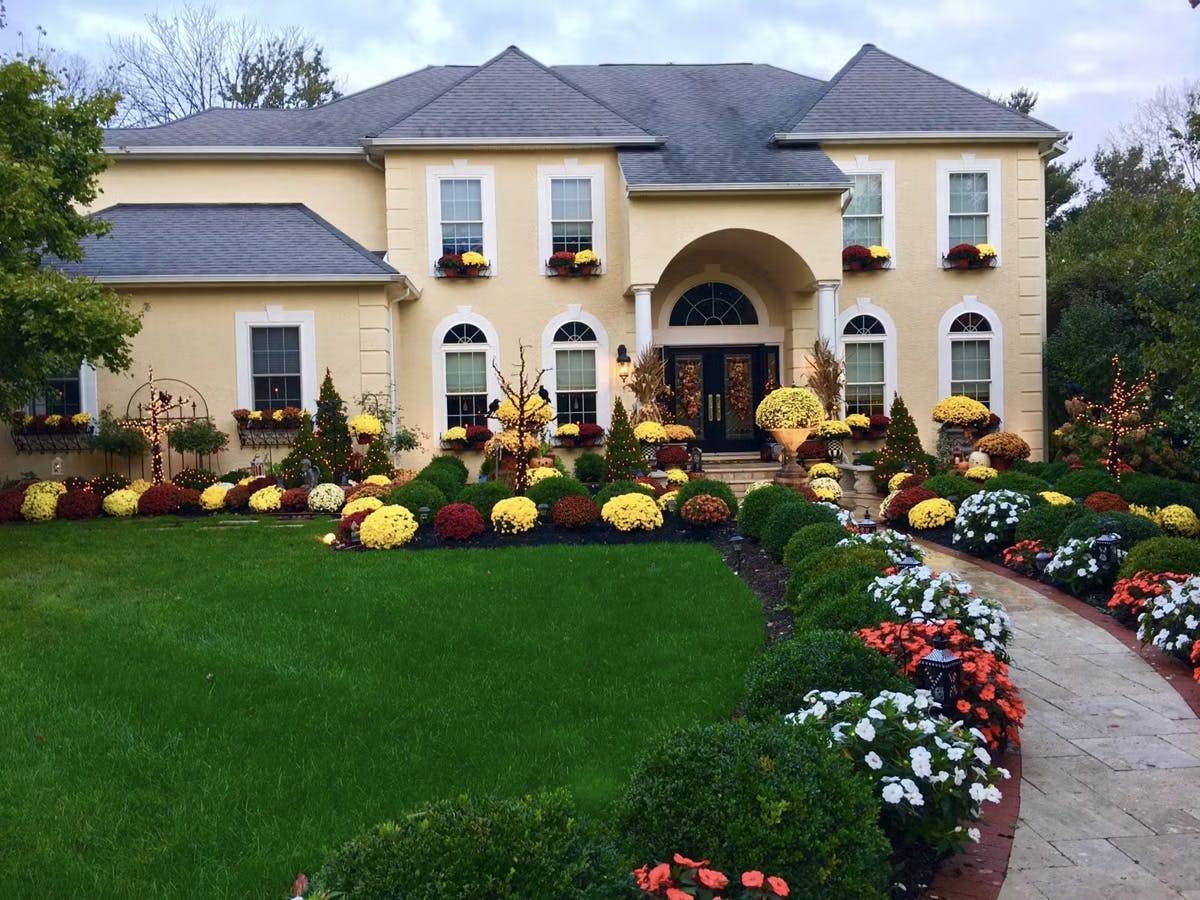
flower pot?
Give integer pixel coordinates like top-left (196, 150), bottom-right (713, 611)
top-left (991, 457), bottom-right (1012, 473)
top-left (847, 260), bottom-right (863, 271)
top-left (825, 438), bottom-right (844, 461)
top-left (576, 264), bottom-right (596, 276)
top-left (461, 267), bottom-right (483, 278)
top-left (548, 266), bottom-right (571, 277)
top-left (871, 260), bottom-right (884, 270)
top-left (559, 438), bottom-right (576, 449)
top-left (850, 427), bottom-right (866, 440)
top-left (957, 259), bottom-right (970, 269)
top-left (867, 429), bottom-right (886, 440)
top-left (356, 434), bottom-right (372, 445)
top-left (769, 427), bottom-right (813, 485)
top-left (441, 268), bottom-right (460, 278)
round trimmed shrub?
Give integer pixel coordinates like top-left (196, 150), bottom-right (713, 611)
top-left (172, 468), bottom-right (217, 491)
top-left (0, 490), bottom-right (24, 522)
top-left (673, 477), bottom-right (738, 518)
top-left (1085, 491), bottom-right (1129, 513)
top-left (787, 546), bottom-right (891, 599)
top-left (983, 471), bottom-right (1049, 495)
top-left (551, 495), bottom-right (599, 528)
top-left (782, 522), bottom-right (851, 569)
top-left (386, 478), bottom-right (448, 519)
top-left (655, 444), bottom-right (689, 469)
top-left (1117, 473), bottom-right (1200, 514)
top-left (87, 472), bottom-right (129, 499)
top-left (315, 791), bottom-right (623, 900)
top-left (138, 483), bottom-right (183, 516)
top-left (921, 473), bottom-right (980, 500)
top-left (679, 494), bottom-right (731, 526)
top-left (1013, 459), bottom-right (1070, 483)
top-left (56, 488), bottom-right (101, 520)
top-left (456, 481), bottom-right (513, 519)
top-left (526, 475), bottom-right (590, 509)
top-left (616, 720), bottom-right (890, 897)
top-left (102, 488), bottom-right (140, 517)
top-left (423, 454), bottom-right (469, 484)
top-left (790, 566), bottom-right (901, 632)
top-left (882, 486), bottom-right (938, 523)
top-left (736, 484), bottom-right (797, 541)
top-left (593, 479), bottom-right (655, 510)
top-left (415, 463), bottom-right (462, 503)
top-left (433, 502), bottom-right (485, 541)
top-left (1059, 511), bottom-right (1163, 549)
top-left (1014, 502), bottom-right (1094, 546)
top-left (761, 501), bottom-right (840, 561)
top-left (573, 451), bottom-right (605, 484)
top-left (1118, 536), bottom-right (1200, 579)
top-left (1054, 467), bottom-right (1118, 499)
top-left (742, 630), bottom-right (908, 721)
top-left (280, 487), bottom-right (311, 511)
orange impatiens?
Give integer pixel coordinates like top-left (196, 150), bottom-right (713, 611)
top-left (633, 854), bottom-right (790, 899)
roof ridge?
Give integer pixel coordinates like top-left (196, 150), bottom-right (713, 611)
top-left (363, 51), bottom-right (504, 138)
top-left (780, 43), bottom-right (872, 132)
top-left (292, 205), bottom-right (397, 274)
top-left (509, 47), bottom-right (654, 137)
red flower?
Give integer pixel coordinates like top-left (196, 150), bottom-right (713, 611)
top-left (673, 853), bottom-right (709, 868)
top-left (666, 890), bottom-right (694, 900)
top-left (767, 875), bottom-right (790, 896)
top-left (742, 870), bottom-right (765, 889)
top-left (698, 867), bottom-right (729, 889)
top-left (648, 862), bottom-right (672, 891)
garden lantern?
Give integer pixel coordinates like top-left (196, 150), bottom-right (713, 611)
top-left (537, 502), bottom-right (550, 522)
top-left (728, 534), bottom-right (744, 569)
top-left (689, 447), bottom-right (703, 473)
top-left (616, 345), bottom-right (632, 384)
top-left (918, 632), bottom-right (962, 711)
top-left (251, 454), bottom-right (265, 477)
top-left (1094, 533), bottom-right (1122, 568)
top-left (1035, 550), bottom-right (1053, 574)
top-left (898, 554), bottom-right (920, 572)
top-left (418, 505), bottom-right (430, 524)
top-left (855, 506), bottom-right (877, 535)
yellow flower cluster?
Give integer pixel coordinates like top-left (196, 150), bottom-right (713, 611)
top-left (755, 387), bottom-right (825, 429)
top-left (1129, 503), bottom-right (1158, 521)
top-left (908, 497), bottom-right (957, 530)
top-left (495, 397), bottom-right (554, 428)
top-left (71, 412), bottom-right (92, 427)
top-left (461, 251), bottom-right (489, 268)
top-left (574, 249), bottom-right (599, 266)
top-left (634, 421), bottom-right (669, 443)
top-left (845, 413), bottom-right (871, 429)
top-left (364, 474), bottom-right (393, 487)
top-left (442, 426), bottom-right (468, 442)
top-left (102, 489), bottom-right (140, 517)
top-left (664, 424), bottom-right (695, 441)
top-left (249, 486), bottom-right (283, 512)
top-left (1157, 504), bottom-right (1200, 537)
top-left (931, 395), bottom-right (990, 427)
top-left (665, 468), bottom-right (690, 486)
top-left (809, 476), bottom-right (842, 501)
top-left (347, 414), bottom-right (383, 437)
top-left (964, 465), bottom-right (998, 481)
top-left (491, 496), bottom-right (538, 534)
top-left (527, 467), bottom-right (562, 486)
top-left (601, 492), bottom-right (663, 532)
top-left (745, 480), bottom-right (775, 494)
top-left (129, 479), bottom-right (153, 495)
top-left (810, 462), bottom-right (840, 480)
top-left (248, 411), bottom-right (263, 421)
top-left (44, 414), bottom-right (62, 427)
top-left (200, 484), bottom-right (229, 511)
top-left (342, 496), bottom-right (383, 519)
top-left (360, 504), bottom-right (419, 549)
top-left (888, 472), bottom-right (914, 491)
top-left (869, 245), bottom-right (892, 260)
top-left (485, 431), bottom-right (541, 455)
top-left (21, 481), bottom-right (65, 522)
top-left (816, 420), bottom-right (851, 437)
top-left (657, 490), bottom-right (679, 510)
top-left (556, 423), bottom-right (580, 437)
top-left (1039, 491), bottom-right (1075, 506)
top-left (976, 243), bottom-right (998, 258)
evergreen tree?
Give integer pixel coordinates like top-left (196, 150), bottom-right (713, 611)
top-left (277, 412), bottom-right (321, 486)
top-left (873, 394), bottom-right (928, 488)
top-left (313, 368), bottom-right (352, 483)
top-left (604, 397), bottom-right (644, 483)
top-left (360, 435), bottom-right (393, 477)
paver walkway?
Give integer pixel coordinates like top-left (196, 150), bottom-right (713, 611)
top-left (922, 547), bottom-right (1200, 900)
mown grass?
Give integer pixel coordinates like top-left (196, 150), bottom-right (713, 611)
top-left (0, 517), bottom-right (762, 898)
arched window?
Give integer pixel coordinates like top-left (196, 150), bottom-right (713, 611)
top-left (948, 313), bottom-right (993, 405)
top-left (669, 283), bottom-right (759, 326)
top-left (442, 323), bottom-right (490, 429)
top-left (841, 314), bottom-right (888, 416)
top-left (550, 321), bottom-right (599, 425)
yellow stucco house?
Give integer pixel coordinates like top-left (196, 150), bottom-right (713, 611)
top-left (11, 43), bottom-right (1066, 479)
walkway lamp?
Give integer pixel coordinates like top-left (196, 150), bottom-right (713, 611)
top-left (1094, 533), bottom-right (1122, 569)
top-left (855, 505), bottom-right (877, 535)
top-left (918, 632), bottom-right (962, 711)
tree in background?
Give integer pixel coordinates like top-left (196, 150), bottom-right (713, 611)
top-left (0, 46), bottom-right (141, 412)
top-left (313, 369), bottom-right (352, 484)
top-left (991, 87), bottom-right (1083, 228)
top-left (277, 412), bottom-right (320, 486)
top-left (604, 398), bottom-right (643, 483)
top-left (872, 395), bottom-right (928, 488)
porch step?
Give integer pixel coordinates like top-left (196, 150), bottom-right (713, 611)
top-left (698, 455), bottom-right (780, 498)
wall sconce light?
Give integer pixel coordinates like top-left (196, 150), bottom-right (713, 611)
top-left (616, 344), bottom-right (632, 384)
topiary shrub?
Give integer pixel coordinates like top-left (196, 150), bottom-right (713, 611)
top-left (423, 454), bottom-right (469, 484)
top-left (741, 630), bottom-right (908, 721)
top-left (138, 483), bottom-right (183, 516)
top-left (616, 720), bottom-right (890, 897)
top-left (56, 488), bottom-right (101, 520)
top-left (386, 479), bottom-right (448, 519)
top-left (782, 522), bottom-right (851, 569)
top-left (1012, 459), bottom-right (1069, 483)
top-left (87, 472), bottom-right (129, 499)
top-left (761, 501), bottom-right (841, 561)
top-left (787, 546), bottom-right (892, 600)
top-left (789, 565), bottom-right (896, 630)
top-left (1085, 491), bottom-right (1129, 513)
top-left (736, 484), bottom-right (798, 541)
top-left (983, 471), bottom-right (1049, 496)
top-left (1117, 536), bottom-right (1200, 580)
top-left (315, 791), bottom-right (623, 900)
top-left (172, 468), bottom-right (217, 491)
top-left (1059, 511), bottom-right (1163, 549)
top-left (551, 495), bottom-right (600, 529)
top-left (882, 486), bottom-right (938, 524)
top-left (526, 475), bottom-right (590, 509)
top-left (416, 463), bottom-right (462, 503)
top-left (573, 451), bottom-right (605, 484)
top-left (456, 481), bottom-right (514, 519)
top-left (433, 502), bottom-right (486, 541)
top-left (920, 473), bottom-right (980, 500)
top-left (594, 479), bottom-right (655, 510)
top-left (1014, 503), bottom-right (1094, 546)
top-left (673, 477), bottom-right (738, 519)
top-left (1054, 467), bottom-right (1118, 499)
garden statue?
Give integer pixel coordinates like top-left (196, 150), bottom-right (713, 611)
top-left (300, 458), bottom-right (320, 488)
top-left (251, 454), bottom-right (265, 477)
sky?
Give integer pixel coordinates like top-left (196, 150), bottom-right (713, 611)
top-left (5, 0), bottom-right (1199, 175)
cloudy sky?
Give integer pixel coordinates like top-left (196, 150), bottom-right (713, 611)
top-left (6, 0), bottom-right (1198, 174)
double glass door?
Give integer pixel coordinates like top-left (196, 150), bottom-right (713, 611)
top-left (664, 345), bottom-right (779, 452)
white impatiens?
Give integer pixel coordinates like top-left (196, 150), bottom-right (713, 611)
top-left (1044, 537), bottom-right (1126, 595)
top-left (952, 489), bottom-right (1032, 554)
top-left (1138, 575), bottom-right (1200, 661)
top-left (837, 529), bottom-right (924, 566)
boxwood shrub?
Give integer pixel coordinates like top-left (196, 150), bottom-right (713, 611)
top-left (1012, 459), bottom-right (1070, 483)
top-left (1117, 472), bottom-right (1200, 514)
top-left (736, 484), bottom-right (797, 541)
top-left (741, 630), bottom-right (908, 721)
top-left (416, 463), bottom-right (462, 503)
top-left (1059, 511), bottom-right (1163, 549)
top-left (315, 791), bottom-right (625, 900)
top-left (573, 451), bottom-right (605, 484)
top-left (789, 564), bottom-right (899, 632)
top-left (673, 477), bottom-right (738, 518)
top-left (983, 471), bottom-right (1050, 496)
top-left (1053, 467), bottom-right (1118, 499)
top-left (617, 720), bottom-right (890, 897)
top-left (423, 454), bottom-right (469, 485)
top-left (920, 473), bottom-right (980, 500)
top-left (1117, 536), bottom-right (1200, 579)
top-left (782, 522), bottom-right (851, 569)
top-left (525, 476), bottom-right (590, 509)
top-left (594, 479), bottom-right (655, 509)
top-left (761, 501), bottom-right (841, 561)
top-left (456, 481), bottom-right (513, 519)
top-left (787, 546), bottom-right (891, 602)
top-left (386, 478), bottom-right (448, 518)
top-left (1014, 503), bottom-right (1094, 546)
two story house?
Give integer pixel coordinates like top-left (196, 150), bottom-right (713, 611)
top-left (12, 43), bottom-right (1066, 477)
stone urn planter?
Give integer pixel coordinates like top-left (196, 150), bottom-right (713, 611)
top-left (770, 427), bottom-right (813, 488)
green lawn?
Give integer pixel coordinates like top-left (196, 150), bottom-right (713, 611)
top-left (0, 517), bottom-right (763, 898)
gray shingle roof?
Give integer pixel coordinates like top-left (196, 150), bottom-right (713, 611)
top-left (372, 47), bottom-right (656, 142)
top-left (783, 45), bottom-right (1063, 137)
top-left (50, 204), bottom-right (401, 281)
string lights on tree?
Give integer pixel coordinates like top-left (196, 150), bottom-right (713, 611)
top-left (1089, 355), bottom-right (1164, 481)
top-left (489, 344), bottom-right (549, 496)
top-left (125, 366), bottom-right (191, 484)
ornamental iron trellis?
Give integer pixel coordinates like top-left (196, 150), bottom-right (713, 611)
top-left (120, 376), bottom-right (216, 480)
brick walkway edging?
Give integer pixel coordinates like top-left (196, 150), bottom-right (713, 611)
top-left (916, 539), bottom-right (1200, 899)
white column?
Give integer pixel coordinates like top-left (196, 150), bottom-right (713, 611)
top-left (816, 280), bottom-right (840, 354)
top-left (631, 283), bottom-right (655, 354)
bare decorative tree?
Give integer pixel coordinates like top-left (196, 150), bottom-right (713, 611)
top-left (490, 344), bottom-right (549, 496)
top-left (1088, 356), bottom-right (1164, 481)
top-left (804, 338), bottom-right (844, 418)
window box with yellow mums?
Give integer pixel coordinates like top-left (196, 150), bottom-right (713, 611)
top-left (436, 251), bottom-right (490, 278)
top-left (842, 243), bottom-right (892, 271)
top-left (944, 243), bottom-right (997, 269)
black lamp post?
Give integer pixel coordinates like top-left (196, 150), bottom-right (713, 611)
top-left (898, 554), bottom-right (920, 572)
top-left (918, 632), bottom-right (962, 711)
top-left (1035, 550), bottom-right (1053, 575)
top-left (616, 345), bottom-right (632, 384)
top-left (855, 505), bottom-right (877, 535)
top-left (1094, 533), bottom-right (1122, 569)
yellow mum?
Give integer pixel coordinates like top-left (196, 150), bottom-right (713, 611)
top-left (658, 490), bottom-right (679, 510)
top-left (199, 484), bottom-right (229, 511)
top-left (664, 424), bottom-right (695, 441)
top-left (665, 468), bottom-right (690, 486)
top-left (931, 395), bottom-right (990, 427)
top-left (809, 476), bottom-right (842, 502)
top-left (460, 251), bottom-right (489, 268)
top-left (755, 387), bottom-right (824, 430)
top-left (342, 496), bottom-right (383, 519)
top-left (527, 467), bottom-right (562, 486)
top-left (249, 486), bottom-right (283, 512)
top-left (102, 489), bottom-right (140, 517)
top-left (364, 474), bottom-right (393, 487)
top-left (129, 479), bottom-right (153, 495)
top-left (491, 496), bottom-right (538, 534)
top-left (601, 492), bottom-right (663, 532)
top-left (495, 397), bottom-right (554, 429)
top-left (816, 420), bottom-right (851, 438)
top-left (964, 466), bottom-right (998, 481)
top-left (846, 413), bottom-right (870, 429)
top-left (909, 498), bottom-right (957, 530)
top-left (359, 504), bottom-right (418, 549)
top-left (633, 421), bottom-right (669, 444)
top-left (21, 482), bottom-right (62, 522)
top-left (1039, 491), bottom-right (1074, 506)
top-left (1157, 504), bottom-right (1200, 537)
top-left (347, 414), bottom-right (383, 437)
top-left (888, 472), bottom-right (915, 491)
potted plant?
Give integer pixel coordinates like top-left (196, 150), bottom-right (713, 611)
top-left (868, 413), bottom-right (891, 439)
top-left (555, 422), bottom-right (580, 448)
top-left (441, 426), bottom-right (468, 450)
top-left (816, 418), bottom-right (851, 460)
top-left (842, 244), bottom-right (873, 271)
top-left (846, 413), bottom-right (870, 439)
top-left (573, 249), bottom-right (600, 275)
top-left (167, 418), bottom-right (230, 456)
top-left (460, 251), bottom-right (489, 277)
top-left (754, 386), bottom-right (825, 481)
top-left (577, 422), bottom-right (604, 447)
top-left (465, 424), bottom-right (492, 450)
top-left (945, 243), bottom-right (996, 269)
top-left (347, 413), bottom-right (383, 445)
top-left (547, 251), bottom-right (576, 275)
top-left (973, 431), bottom-right (1032, 473)
top-left (435, 253), bottom-right (464, 277)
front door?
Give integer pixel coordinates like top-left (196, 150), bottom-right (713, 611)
top-left (664, 346), bottom-right (779, 453)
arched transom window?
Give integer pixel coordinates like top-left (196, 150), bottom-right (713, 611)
top-left (669, 283), bottom-right (759, 327)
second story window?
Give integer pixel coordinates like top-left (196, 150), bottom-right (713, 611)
top-left (949, 172), bottom-right (989, 246)
top-left (550, 178), bottom-right (593, 253)
top-left (843, 173), bottom-right (883, 247)
top-left (439, 178), bottom-right (484, 255)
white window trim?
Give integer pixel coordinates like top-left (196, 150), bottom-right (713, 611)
top-left (837, 298), bottom-right (897, 418)
top-left (23, 364), bottom-right (97, 420)
top-left (938, 296), bottom-right (1004, 421)
top-left (536, 162), bottom-right (606, 275)
top-left (835, 156), bottom-right (897, 267)
top-left (540, 304), bottom-right (611, 433)
top-left (235, 307), bottom-right (317, 412)
top-left (431, 306), bottom-right (501, 439)
top-left (935, 156), bottom-right (1002, 267)
top-left (426, 162), bottom-right (498, 277)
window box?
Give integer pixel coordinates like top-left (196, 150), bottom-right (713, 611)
top-left (236, 427), bottom-right (301, 449)
top-left (10, 431), bottom-right (95, 454)
top-left (943, 243), bottom-right (997, 270)
top-left (842, 244), bottom-right (891, 272)
top-left (436, 253), bottom-right (490, 278)
top-left (546, 250), bottom-right (601, 277)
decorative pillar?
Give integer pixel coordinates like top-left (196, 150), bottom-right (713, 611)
top-left (816, 279), bottom-right (840, 355)
top-left (631, 283), bottom-right (655, 355)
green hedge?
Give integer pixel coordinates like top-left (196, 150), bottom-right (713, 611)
top-left (1014, 503), bottom-right (1094, 547)
top-left (1053, 467), bottom-right (1118, 499)
top-left (782, 523), bottom-right (851, 569)
top-left (386, 478), bottom-right (448, 518)
top-left (761, 501), bottom-right (840, 561)
top-left (1118, 536), bottom-right (1200, 580)
top-left (737, 484), bottom-right (798, 541)
top-left (525, 476), bottom-right (591, 509)
top-left (1059, 511), bottom-right (1163, 549)
top-left (920, 473), bottom-right (980, 500)
top-left (789, 564), bottom-right (899, 632)
top-left (456, 481), bottom-right (514, 519)
top-left (982, 471), bottom-right (1050, 496)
